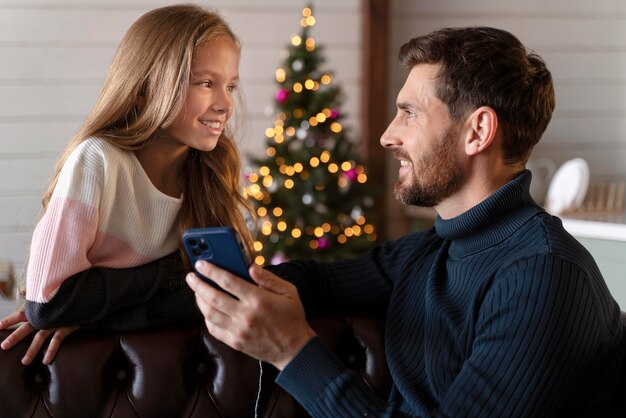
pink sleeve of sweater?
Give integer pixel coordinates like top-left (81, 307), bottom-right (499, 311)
top-left (26, 197), bottom-right (98, 303)
top-left (26, 143), bottom-right (103, 303)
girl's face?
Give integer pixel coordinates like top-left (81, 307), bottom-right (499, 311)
top-left (164, 37), bottom-right (240, 152)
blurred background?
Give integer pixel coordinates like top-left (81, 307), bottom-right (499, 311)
top-left (1, 0), bottom-right (626, 308)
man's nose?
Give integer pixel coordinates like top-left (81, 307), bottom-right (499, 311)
top-left (380, 119), bottom-right (401, 149)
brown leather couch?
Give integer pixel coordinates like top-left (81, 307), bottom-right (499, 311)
top-left (0, 315), bottom-right (390, 417)
top-left (1, 314), bottom-right (624, 417)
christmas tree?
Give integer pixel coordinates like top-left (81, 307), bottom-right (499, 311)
top-left (245, 5), bottom-right (377, 265)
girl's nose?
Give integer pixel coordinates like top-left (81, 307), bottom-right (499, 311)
top-left (212, 90), bottom-right (232, 114)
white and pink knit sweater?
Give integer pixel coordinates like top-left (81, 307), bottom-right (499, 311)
top-left (26, 137), bottom-right (182, 304)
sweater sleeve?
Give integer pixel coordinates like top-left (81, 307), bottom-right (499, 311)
top-left (24, 140), bottom-right (195, 330)
top-left (272, 233), bottom-right (441, 417)
top-left (277, 337), bottom-right (412, 417)
top-left (266, 232), bottom-right (430, 315)
top-left (25, 253), bottom-right (202, 330)
top-left (26, 142), bottom-right (103, 305)
top-left (277, 253), bottom-right (621, 418)
top-left (273, 248), bottom-right (422, 418)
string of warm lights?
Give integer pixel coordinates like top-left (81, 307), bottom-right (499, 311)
top-left (245, 5), bottom-right (376, 265)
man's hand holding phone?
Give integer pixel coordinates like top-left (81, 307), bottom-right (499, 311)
top-left (184, 253), bottom-right (316, 371)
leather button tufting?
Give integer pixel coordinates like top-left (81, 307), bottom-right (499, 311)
top-left (116, 370), bottom-right (127, 381)
top-left (197, 362), bottom-right (207, 375)
top-left (347, 354), bottom-right (357, 365)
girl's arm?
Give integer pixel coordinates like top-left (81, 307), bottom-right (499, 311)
top-left (24, 139), bottom-right (193, 330)
top-left (25, 252), bottom-right (201, 330)
top-left (26, 140), bottom-right (105, 315)
top-left (3, 253), bottom-right (198, 366)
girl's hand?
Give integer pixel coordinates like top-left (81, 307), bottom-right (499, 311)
top-left (22, 325), bottom-right (80, 365)
top-left (0, 308), bottom-right (27, 331)
top-left (0, 308), bottom-right (79, 365)
top-left (0, 308), bottom-right (30, 352)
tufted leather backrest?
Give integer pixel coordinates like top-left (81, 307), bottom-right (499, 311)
top-left (0, 324), bottom-right (265, 417)
top-left (0, 313), bottom-right (623, 417)
top-left (0, 316), bottom-right (390, 418)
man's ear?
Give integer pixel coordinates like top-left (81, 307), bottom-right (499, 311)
top-left (464, 106), bottom-right (498, 156)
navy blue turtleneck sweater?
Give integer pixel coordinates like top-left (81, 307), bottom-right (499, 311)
top-left (271, 171), bottom-right (624, 417)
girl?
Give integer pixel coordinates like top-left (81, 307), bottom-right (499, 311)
top-left (0, 4), bottom-right (254, 365)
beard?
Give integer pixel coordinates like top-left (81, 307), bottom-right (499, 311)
top-left (394, 125), bottom-right (466, 207)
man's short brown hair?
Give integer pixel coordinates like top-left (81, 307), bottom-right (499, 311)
top-left (399, 26), bottom-right (555, 165)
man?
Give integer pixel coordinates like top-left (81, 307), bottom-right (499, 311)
top-left (185, 27), bottom-right (624, 417)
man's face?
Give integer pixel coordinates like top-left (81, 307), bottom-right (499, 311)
top-left (380, 64), bottom-right (466, 207)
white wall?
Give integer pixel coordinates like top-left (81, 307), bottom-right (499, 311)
top-left (387, 0), bottom-right (626, 302)
top-left (388, 0), bottom-right (626, 182)
top-left (0, 0), bottom-right (362, 279)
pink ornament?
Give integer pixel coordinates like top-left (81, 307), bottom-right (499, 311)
top-left (344, 168), bottom-right (358, 180)
top-left (316, 238), bottom-right (329, 249)
top-left (275, 88), bottom-right (289, 103)
top-left (330, 108), bottom-right (340, 119)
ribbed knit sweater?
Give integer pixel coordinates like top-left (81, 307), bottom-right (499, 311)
top-left (270, 171), bottom-right (624, 417)
top-left (25, 137), bottom-right (183, 329)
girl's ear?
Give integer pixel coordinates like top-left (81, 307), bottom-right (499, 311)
top-left (463, 106), bottom-right (498, 156)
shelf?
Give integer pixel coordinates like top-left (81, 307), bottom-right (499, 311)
top-left (404, 198), bottom-right (626, 242)
top-left (561, 216), bottom-right (626, 242)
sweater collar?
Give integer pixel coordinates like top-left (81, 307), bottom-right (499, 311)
top-left (434, 170), bottom-right (543, 257)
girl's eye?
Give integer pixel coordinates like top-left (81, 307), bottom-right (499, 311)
top-left (227, 84), bottom-right (238, 92)
top-left (201, 81), bottom-right (213, 88)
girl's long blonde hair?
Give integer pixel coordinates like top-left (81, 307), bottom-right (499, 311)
top-left (42, 4), bottom-right (255, 262)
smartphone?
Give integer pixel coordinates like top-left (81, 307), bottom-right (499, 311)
top-left (183, 227), bottom-right (252, 290)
